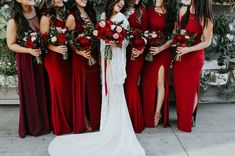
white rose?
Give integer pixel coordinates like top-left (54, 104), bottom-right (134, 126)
top-left (93, 30), bottom-right (98, 36)
top-left (113, 33), bottom-right (119, 39)
top-left (116, 26), bottom-right (123, 33)
top-left (56, 27), bottom-right (62, 31)
top-left (180, 29), bottom-right (187, 35)
top-left (30, 32), bottom-right (37, 37)
top-left (185, 36), bottom-right (190, 39)
top-left (99, 21), bottom-right (106, 28)
top-left (61, 29), bottom-right (67, 33)
top-left (111, 25), bottom-right (116, 30)
top-left (51, 36), bottom-right (57, 42)
top-left (31, 37), bottom-right (36, 42)
top-left (151, 32), bottom-right (157, 38)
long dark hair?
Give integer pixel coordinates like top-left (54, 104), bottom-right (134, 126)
top-left (10, 0), bottom-right (38, 39)
top-left (181, 0), bottom-right (213, 29)
top-left (105, 0), bottom-right (126, 20)
top-left (150, 0), bottom-right (177, 36)
top-left (66, 0), bottom-right (96, 24)
top-left (40, 0), bottom-right (68, 26)
top-left (126, 0), bottom-right (145, 23)
top-left (165, 0), bottom-right (177, 36)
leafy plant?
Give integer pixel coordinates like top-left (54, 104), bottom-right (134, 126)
top-left (0, 4), bottom-right (17, 87)
top-left (213, 14), bottom-right (235, 67)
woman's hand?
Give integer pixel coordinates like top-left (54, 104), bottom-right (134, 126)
top-left (113, 43), bottom-right (122, 48)
top-left (27, 48), bottom-right (41, 57)
top-left (76, 49), bottom-right (91, 59)
top-left (149, 46), bottom-right (163, 55)
top-left (132, 48), bottom-right (144, 58)
top-left (176, 46), bottom-right (190, 57)
top-left (53, 45), bottom-right (68, 55)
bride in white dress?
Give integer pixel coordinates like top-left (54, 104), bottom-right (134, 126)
top-left (48, 0), bottom-right (145, 155)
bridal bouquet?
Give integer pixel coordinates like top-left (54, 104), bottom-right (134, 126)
top-left (48, 26), bottom-right (73, 60)
top-left (145, 30), bottom-right (167, 62)
top-left (20, 31), bottom-right (46, 64)
top-left (73, 31), bottom-right (97, 66)
top-left (128, 28), bottom-right (147, 60)
top-left (172, 29), bottom-right (197, 61)
top-left (93, 20), bottom-right (127, 60)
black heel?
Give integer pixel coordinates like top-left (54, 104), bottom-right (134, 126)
top-left (192, 110), bottom-right (197, 127)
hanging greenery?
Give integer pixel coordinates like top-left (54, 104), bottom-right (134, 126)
top-left (0, 4), bottom-right (17, 83)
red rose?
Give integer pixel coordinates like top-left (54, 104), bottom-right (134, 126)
top-left (176, 35), bottom-right (183, 42)
top-left (181, 43), bottom-right (186, 47)
top-left (57, 33), bottom-right (67, 43)
top-left (133, 37), bottom-right (145, 50)
top-left (172, 38), bottom-right (177, 45)
top-left (121, 30), bottom-right (127, 37)
top-left (79, 36), bottom-right (91, 50)
top-left (26, 39), bottom-right (35, 48)
top-left (105, 28), bottom-right (113, 38)
top-left (131, 29), bottom-right (138, 37)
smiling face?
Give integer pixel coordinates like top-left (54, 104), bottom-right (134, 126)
top-left (113, 0), bottom-right (125, 13)
top-left (76, 0), bottom-right (88, 8)
top-left (16, 0), bottom-right (35, 6)
top-left (54, 0), bottom-right (64, 7)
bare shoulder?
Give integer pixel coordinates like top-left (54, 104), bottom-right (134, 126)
top-left (66, 14), bottom-right (75, 22)
top-left (40, 15), bottom-right (50, 24)
top-left (7, 18), bottom-right (16, 27)
top-left (179, 6), bottom-right (188, 16)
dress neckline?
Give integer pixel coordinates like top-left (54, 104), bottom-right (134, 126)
top-left (154, 7), bottom-right (166, 16)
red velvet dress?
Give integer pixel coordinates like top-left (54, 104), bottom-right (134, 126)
top-left (141, 7), bottom-right (171, 128)
top-left (71, 13), bottom-right (101, 133)
top-left (173, 13), bottom-right (204, 132)
top-left (17, 16), bottom-right (51, 138)
top-left (124, 7), bottom-right (148, 133)
top-left (45, 19), bottom-right (72, 135)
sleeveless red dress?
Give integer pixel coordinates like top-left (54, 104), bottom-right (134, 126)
top-left (45, 19), bottom-right (73, 135)
top-left (70, 13), bottom-right (101, 133)
top-left (17, 16), bottom-right (51, 138)
top-left (141, 7), bottom-right (171, 128)
top-left (124, 7), bottom-right (147, 133)
top-left (173, 13), bottom-right (204, 132)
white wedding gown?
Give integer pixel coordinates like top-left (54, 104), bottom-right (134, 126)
top-left (48, 12), bottom-right (145, 156)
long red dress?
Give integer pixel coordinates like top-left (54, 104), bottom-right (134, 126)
top-left (124, 7), bottom-right (148, 133)
top-left (141, 7), bottom-right (171, 128)
top-left (70, 13), bottom-right (101, 133)
top-left (17, 16), bottom-right (51, 138)
top-left (45, 19), bottom-right (73, 135)
top-left (173, 13), bottom-right (204, 132)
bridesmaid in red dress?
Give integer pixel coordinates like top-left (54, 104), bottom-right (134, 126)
top-left (40, 0), bottom-right (72, 135)
top-left (173, 0), bottom-right (213, 132)
top-left (66, 0), bottom-right (101, 133)
top-left (141, 0), bottom-right (177, 128)
top-left (6, 0), bottom-right (51, 138)
top-left (124, 0), bottom-right (148, 133)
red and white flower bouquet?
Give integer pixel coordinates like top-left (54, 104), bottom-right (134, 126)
top-left (172, 28), bottom-right (197, 61)
top-left (20, 31), bottom-right (46, 64)
top-left (48, 26), bottom-right (73, 60)
top-left (128, 28), bottom-right (147, 60)
top-left (93, 20), bottom-right (127, 60)
top-left (145, 30), bottom-right (167, 62)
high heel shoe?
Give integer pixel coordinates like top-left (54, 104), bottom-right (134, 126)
top-left (86, 126), bottom-right (93, 132)
top-left (192, 111), bottom-right (197, 127)
top-left (154, 112), bottom-right (162, 127)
